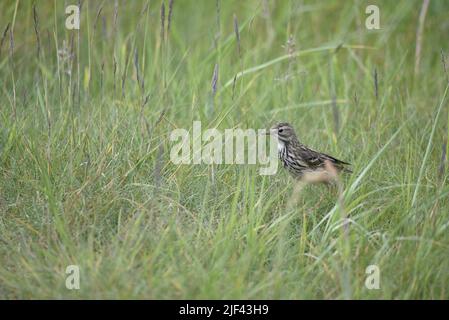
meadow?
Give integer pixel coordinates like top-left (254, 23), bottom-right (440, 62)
top-left (0, 0), bottom-right (448, 299)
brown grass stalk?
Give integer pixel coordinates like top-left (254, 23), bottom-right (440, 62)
top-left (414, 0), bottom-right (430, 76)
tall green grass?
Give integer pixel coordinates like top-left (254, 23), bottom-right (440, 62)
top-left (0, 0), bottom-right (448, 299)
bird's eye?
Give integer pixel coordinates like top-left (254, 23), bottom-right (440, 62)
top-left (278, 128), bottom-right (284, 133)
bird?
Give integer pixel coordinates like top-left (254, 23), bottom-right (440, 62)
top-left (268, 122), bottom-right (351, 183)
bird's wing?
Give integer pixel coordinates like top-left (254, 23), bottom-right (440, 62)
top-left (299, 146), bottom-right (350, 169)
top-left (320, 152), bottom-right (351, 166)
top-left (297, 147), bottom-right (324, 168)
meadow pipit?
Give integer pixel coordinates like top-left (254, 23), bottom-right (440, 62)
top-left (269, 122), bottom-right (351, 182)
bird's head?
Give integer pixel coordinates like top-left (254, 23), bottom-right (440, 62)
top-left (269, 122), bottom-right (297, 144)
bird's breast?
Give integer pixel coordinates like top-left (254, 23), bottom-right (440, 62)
top-left (277, 142), bottom-right (284, 152)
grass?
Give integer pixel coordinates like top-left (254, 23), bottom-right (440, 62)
top-left (0, 0), bottom-right (449, 299)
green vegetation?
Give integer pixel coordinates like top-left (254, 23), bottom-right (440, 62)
top-left (0, 0), bottom-right (448, 299)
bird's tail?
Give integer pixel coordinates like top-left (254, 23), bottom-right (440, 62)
top-left (342, 166), bottom-right (353, 174)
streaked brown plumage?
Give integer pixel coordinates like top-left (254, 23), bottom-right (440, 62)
top-left (269, 122), bottom-right (351, 182)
